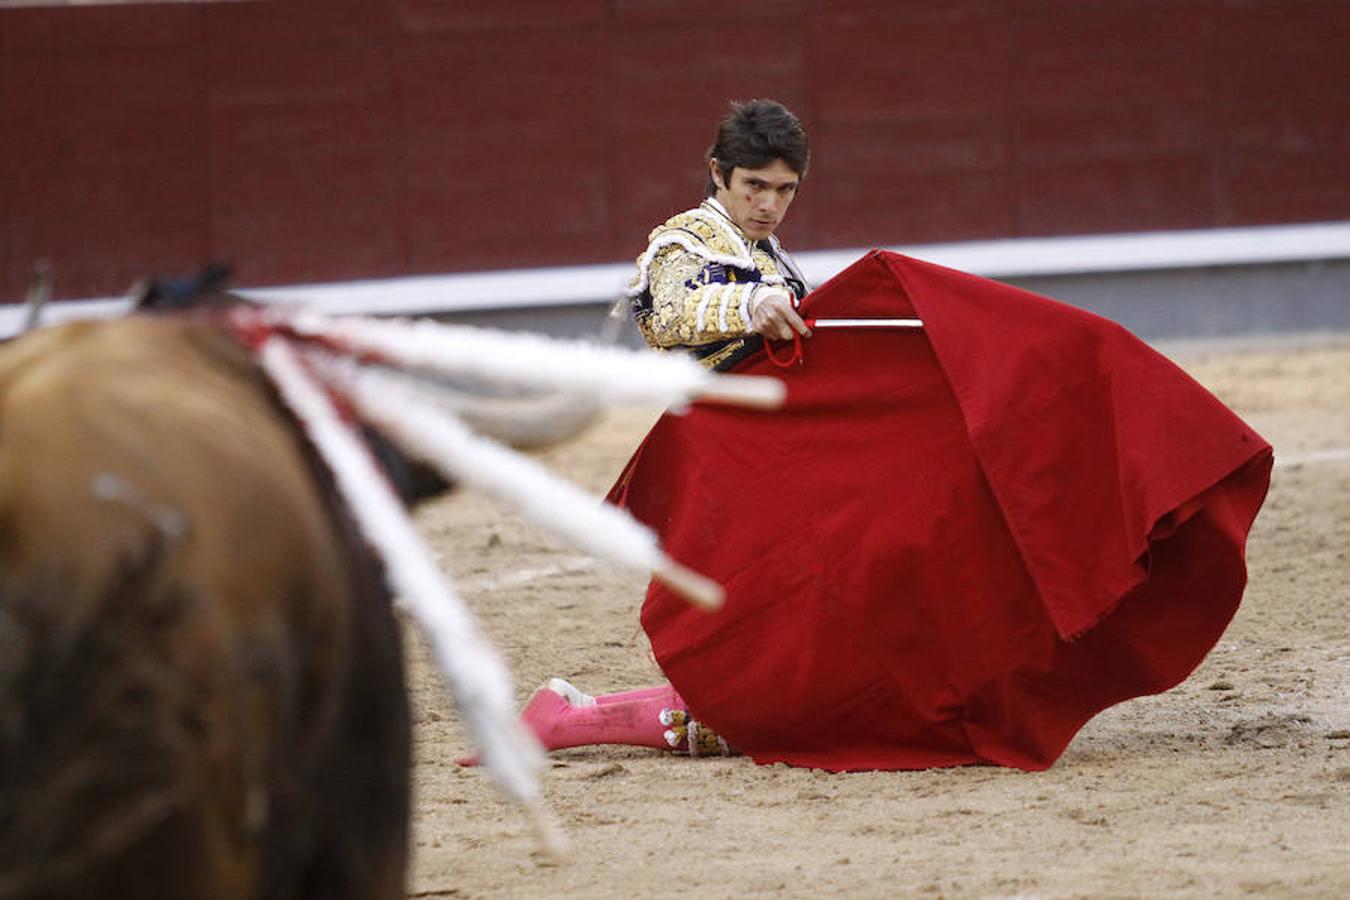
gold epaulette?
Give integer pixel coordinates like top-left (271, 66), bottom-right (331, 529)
top-left (628, 205), bottom-right (761, 298)
top-left (648, 208), bottom-right (751, 261)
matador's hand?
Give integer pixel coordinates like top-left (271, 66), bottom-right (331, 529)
top-left (750, 287), bottom-right (811, 342)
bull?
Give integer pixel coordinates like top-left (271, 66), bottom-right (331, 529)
top-left (0, 267), bottom-right (767, 898)
top-left (0, 311), bottom-right (410, 899)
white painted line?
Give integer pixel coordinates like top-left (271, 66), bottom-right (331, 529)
top-left (6, 220), bottom-right (1348, 337)
top-left (801, 220), bottom-right (1350, 283)
top-left (1274, 448), bottom-right (1350, 469)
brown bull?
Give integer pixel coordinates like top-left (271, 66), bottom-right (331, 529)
top-left (0, 314), bottom-right (410, 899)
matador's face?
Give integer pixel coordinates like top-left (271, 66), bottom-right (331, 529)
top-left (710, 158), bottom-right (800, 241)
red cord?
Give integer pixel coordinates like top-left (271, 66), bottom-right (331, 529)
top-left (763, 331), bottom-right (804, 368)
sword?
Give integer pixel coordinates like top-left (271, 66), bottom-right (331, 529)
top-left (763, 317), bottom-right (925, 368)
top-left (804, 318), bottom-right (923, 329)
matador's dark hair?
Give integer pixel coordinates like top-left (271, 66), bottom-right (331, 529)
top-left (705, 99), bottom-right (810, 196)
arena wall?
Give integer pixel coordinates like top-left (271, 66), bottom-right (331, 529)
top-left (2, 0), bottom-right (1348, 302)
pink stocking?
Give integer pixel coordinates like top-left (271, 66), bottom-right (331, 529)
top-left (457, 679), bottom-right (731, 766)
top-left (521, 681), bottom-right (683, 751)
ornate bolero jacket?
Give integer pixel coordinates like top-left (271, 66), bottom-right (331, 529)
top-left (627, 199), bottom-right (809, 371)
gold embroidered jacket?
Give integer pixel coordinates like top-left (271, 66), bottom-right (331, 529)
top-left (627, 199), bottom-right (809, 371)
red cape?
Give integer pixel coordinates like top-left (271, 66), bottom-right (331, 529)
top-left (609, 251), bottom-right (1272, 772)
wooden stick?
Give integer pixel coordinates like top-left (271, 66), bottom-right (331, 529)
top-left (693, 373), bottom-right (786, 410)
top-left (22, 259), bottom-right (53, 334)
top-left (242, 307), bottom-right (787, 412)
top-left (525, 798), bottom-right (570, 863)
top-left (653, 557), bottom-right (725, 610)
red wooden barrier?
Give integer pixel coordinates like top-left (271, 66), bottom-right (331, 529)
top-left (2, 0), bottom-right (1347, 300)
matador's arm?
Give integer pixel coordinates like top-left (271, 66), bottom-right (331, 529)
top-left (639, 245), bottom-right (768, 348)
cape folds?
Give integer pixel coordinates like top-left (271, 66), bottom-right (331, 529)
top-left (608, 251), bottom-right (1272, 772)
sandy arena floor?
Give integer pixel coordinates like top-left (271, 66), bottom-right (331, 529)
top-left (404, 335), bottom-right (1349, 898)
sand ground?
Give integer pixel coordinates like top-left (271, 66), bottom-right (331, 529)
top-left (404, 335), bottom-right (1349, 899)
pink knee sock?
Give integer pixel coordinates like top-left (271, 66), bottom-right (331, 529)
top-left (521, 680), bottom-right (683, 751)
